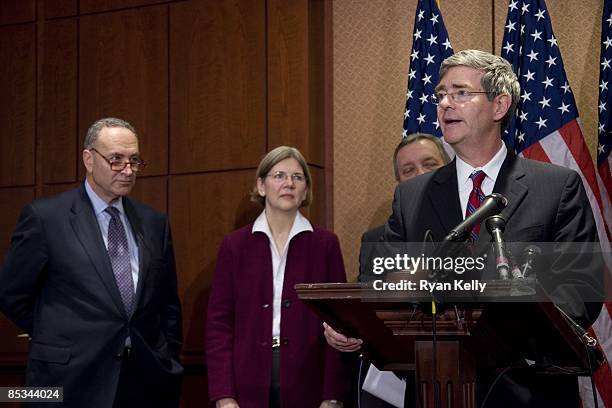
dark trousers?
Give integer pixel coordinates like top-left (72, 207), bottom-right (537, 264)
top-left (477, 370), bottom-right (580, 408)
top-left (113, 350), bottom-right (181, 408)
top-left (269, 348), bottom-right (281, 408)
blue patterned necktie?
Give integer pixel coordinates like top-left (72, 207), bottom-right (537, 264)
top-left (465, 170), bottom-right (487, 241)
top-left (105, 206), bottom-right (135, 315)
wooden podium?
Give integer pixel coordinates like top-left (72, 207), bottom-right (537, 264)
top-left (295, 280), bottom-right (601, 408)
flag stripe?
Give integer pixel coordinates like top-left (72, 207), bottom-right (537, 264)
top-left (540, 126), bottom-right (612, 242)
top-left (521, 140), bottom-right (551, 162)
top-left (591, 303), bottom-right (612, 367)
top-left (559, 120), bottom-right (607, 215)
top-left (577, 352), bottom-right (611, 408)
top-left (539, 127), bottom-right (612, 245)
top-left (595, 170), bottom-right (612, 239)
top-left (599, 160), bottom-right (612, 205)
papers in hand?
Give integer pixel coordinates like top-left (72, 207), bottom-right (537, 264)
top-left (362, 364), bottom-right (406, 407)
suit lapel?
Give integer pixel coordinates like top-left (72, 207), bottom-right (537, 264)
top-left (474, 152), bottom-right (528, 244)
top-left (428, 161), bottom-right (463, 238)
top-left (123, 198), bottom-right (150, 312)
top-left (69, 185), bottom-right (126, 317)
top-left (493, 153), bottom-right (528, 224)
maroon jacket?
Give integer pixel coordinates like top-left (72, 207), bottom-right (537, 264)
top-left (206, 223), bottom-right (350, 407)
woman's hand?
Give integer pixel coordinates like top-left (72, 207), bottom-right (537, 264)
top-left (323, 322), bottom-right (363, 352)
top-left (216, 398), bottom-right (239, 408)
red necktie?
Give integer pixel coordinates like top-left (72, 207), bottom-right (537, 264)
top-left (465, 170), bottom-right (487, 241)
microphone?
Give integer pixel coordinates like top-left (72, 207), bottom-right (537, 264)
top-left (521, 245), bottom-right (541, 278)
top-left (510, 265), bottom-right (523, 280)
top-left (485, 215), bottom-right (510, 280)
top-left (443, 193), bottom-right (508, 242)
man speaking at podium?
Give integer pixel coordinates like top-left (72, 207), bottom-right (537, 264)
top-left (325, 50), bottom-right (603, 407)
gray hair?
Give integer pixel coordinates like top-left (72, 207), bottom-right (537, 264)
top-left (84, 117), bottom-right (137, 149)
top-left (439, 50), bottom-right (520, 131)
top-left (393, 133), bottom-right (451, 181)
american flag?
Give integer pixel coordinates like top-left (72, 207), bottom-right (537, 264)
top-left (501, 0), bottom-right (611, 406)
top-left (402, 0), bottom-right (453, 139)
top-left (599, 1), bottom-right (612, 227)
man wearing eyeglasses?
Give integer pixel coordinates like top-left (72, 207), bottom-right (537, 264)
top-left (326, 50), bottom-right (602, 407)
top-left (0, 117), bottom-right (183, 408)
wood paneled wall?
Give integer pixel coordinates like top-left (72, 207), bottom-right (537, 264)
top-left (0, 0), bottom-right (331, 405)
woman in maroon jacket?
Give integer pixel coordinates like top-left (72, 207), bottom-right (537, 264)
top-left (206, 146), bottom-right (349, 408)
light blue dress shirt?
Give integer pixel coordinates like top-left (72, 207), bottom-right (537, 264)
top-left (85, 180), bottom-right (140, 290)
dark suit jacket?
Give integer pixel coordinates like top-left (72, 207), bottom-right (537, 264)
top-left (383, 152), bottom-right (603, 407)
top-left (360, 226), bottom-right (416, 408)
top-left (358, 225), bottom-right (385, 283)
top-left (206, 223), bottom-right (350, 408)
top-left (0, 184), bottom-right (183, 408)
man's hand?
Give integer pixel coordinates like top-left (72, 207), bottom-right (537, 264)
top-left (216, 398), bottom-right (239, 408)
top-left (320, 399), bottom-right (343, 407)
top-left (323, 322), bottom-right (363, 352)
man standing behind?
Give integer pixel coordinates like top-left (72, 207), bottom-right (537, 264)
top-left (358, 133), bottom-right (450, 283)
top-left (355, 133), bottom-right (450, 408)
top-left (0, 118), bottom-right (183, 407)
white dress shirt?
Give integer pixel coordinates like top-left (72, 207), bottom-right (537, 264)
top-left (456, 143), bottom-right (507, 218)
top-left (252, 210), bottom-right (313, 337)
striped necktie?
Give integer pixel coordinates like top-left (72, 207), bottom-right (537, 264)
top-left (465, 170), bottom-right (487, 241)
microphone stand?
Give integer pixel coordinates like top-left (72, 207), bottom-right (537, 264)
top-left (420, 230), bottom-right (441, 408)
top-left (485, 215), bottom-right (510, 280)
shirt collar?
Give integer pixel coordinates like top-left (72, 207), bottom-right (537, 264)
top-left (456, 142), bottom-right (507, 187)
top-left (84, 179), bottom-right (125, 217)
top-left (252, 210), bottom-right (313, 242)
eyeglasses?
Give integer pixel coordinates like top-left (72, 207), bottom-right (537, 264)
top-left (267, 171), bottom-right (306, 184)
top-left (431, 89), bottom-right (494, 105)
top-left (89, 148), bottom-right (146, 172)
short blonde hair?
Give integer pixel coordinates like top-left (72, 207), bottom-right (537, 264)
top-left (250, 146), bottom-right (313, 207)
